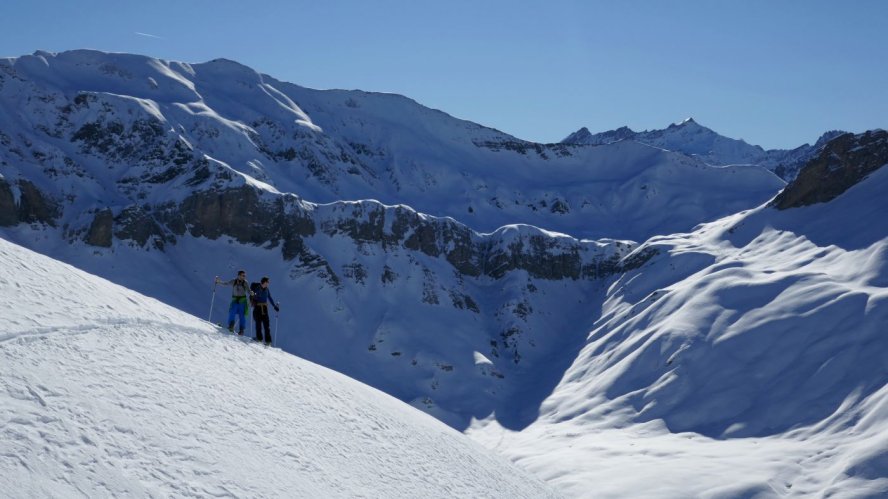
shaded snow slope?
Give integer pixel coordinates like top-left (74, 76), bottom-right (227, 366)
top-left (0, 238), bottom-right (558, 498)
top-left (468, 161), bottom-right (888, 497)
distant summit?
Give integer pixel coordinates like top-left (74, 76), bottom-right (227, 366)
top-left (562, 118), bottom-right (847, 179)
top-left (561, 125), bottom-right (634, 146)
top-left (671, 117), bottom-right (699, 127)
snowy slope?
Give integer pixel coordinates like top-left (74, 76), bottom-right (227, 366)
top-left (0, 48), bottom-right (782, 429)
top-left (469, 157), bottom-right (888, 497)
top-left (0, 237), bottom-right (558, 498)
top-left (0, 196), bottom-right (648, 430)
top-left (0, 49), bottom-right (784, 241)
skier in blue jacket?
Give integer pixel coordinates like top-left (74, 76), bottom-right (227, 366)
top-left (252, 276), bottom-right (279, 345)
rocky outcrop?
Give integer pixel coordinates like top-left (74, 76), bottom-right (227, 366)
top-left (70, 183), bottom-right (649, 284)
top-left (561, 125), bottom-right (636, 146)
top-left (164, 186), bottom-right (654, 282)
top-left (157, 187), bottom-right (315, 256)
top-left (114, 206), bottom-right (171, 250)
top-left (0, 178), bottom-right (59, 227)
top-left (305, 194), bottom-right (652, 281)
top-left (177, 188), bottom-right (270, 243)
top-left (1, 172), bottom-right (654, 284)
top-left (472, 139), bottom-right (573, 159)
top-left (771, 130), bottom-right (846, 181)
top-left (18, 180), bottom-right (59, 226)
top-left (85, 209), bottom-right (113, 247)
top-left (399, 214), bottom-right (480, 276)
top-left (0, 178), bottom-right (16, 226)
top-left (325, 199), bottom-right (658, 280)
top-left (772, 130), bottom-right (888, 210)
top-left (484, 235), bottom-right (583, 280)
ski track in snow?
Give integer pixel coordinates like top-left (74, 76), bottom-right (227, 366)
top-left (0, 239), bottom-right (558, 499)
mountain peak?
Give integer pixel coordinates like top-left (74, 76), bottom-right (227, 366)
top-left (813, 129), bottom-right (848, 148)
top-left (561, 125), bottom-right (635, 145)
top-left (669, 117), bottom-right (702, 129)
top-left (561, 126), bottom-right (592, 143)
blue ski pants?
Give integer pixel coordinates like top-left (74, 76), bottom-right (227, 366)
top-left (227, 297), bottom-right (248, 332)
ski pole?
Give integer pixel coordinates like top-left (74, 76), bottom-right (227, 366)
top-left (273, 311), bottom-right (280, 348)
top-left (208, 278), bottom-right (218, 322)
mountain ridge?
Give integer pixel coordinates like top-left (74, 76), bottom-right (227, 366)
top-left (1, 49), bottom-right (784, 241)
top-left (561, 117), bottom-right (846, 179)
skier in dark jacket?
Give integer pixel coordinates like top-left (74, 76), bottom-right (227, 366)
top-left (216, 270), bottom-right (252, 335)
top-left (252, 276), bottom-right (279, 345)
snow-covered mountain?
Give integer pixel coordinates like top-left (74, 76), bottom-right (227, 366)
top-left (0, 49), bottom-right (784, 242)
top-left (562, 118), bottom-right (845, 180)
top-left (470, 131), bottom-right (888, 497)
top-left (0, 237), bottom-right (558, 498)
top-left (0, 49), bottom-right (787, 428)
top-left (2, 48), bottom-right (887, 497)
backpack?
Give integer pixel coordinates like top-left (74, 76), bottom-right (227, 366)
top-left (249, 282), bottom-right (261, 306)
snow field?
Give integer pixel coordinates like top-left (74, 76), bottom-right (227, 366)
top-left (0, 238), bottom-right (558, 498)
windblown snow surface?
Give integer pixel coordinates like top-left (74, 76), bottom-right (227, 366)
top-left (0, 238), bottom-right (558, 498)
top-left (468, 165), bottom-right (888, 497)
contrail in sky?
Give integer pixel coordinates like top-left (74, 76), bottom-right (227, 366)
top-left (135, 32), bottom-right (163, 40)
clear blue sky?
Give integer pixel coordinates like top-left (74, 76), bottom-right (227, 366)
top-left (2, 0), bottom-right (886, 149)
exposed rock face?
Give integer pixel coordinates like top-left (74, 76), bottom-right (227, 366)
top-left (17, 180), bottom-right (59, 225)
top-left (0, 178), bottom-right (16, 226)
top-left (85, 209), bottom-right (113, 247)
top-left (485, 235), bottom-right (581, 280)
top-left (771, 130), bottom-right (846, 181)
top-left (398, 213), bottom-right (480, 276)
top-left (164, 188), bottom-right (316, 255)
top-left (472, 139), bottom-right (573, 159)
top-left (0, 178), bottom-right (59, 227)
top-left (94, 184), bottom-right (653, 284)
top-left (561, 125), bottom-right (636, 146)
top-left (772, 130), bottom-right (888, 210)
top-left (153, 187), bottom-right (650, 280)
top-left (114, 206), bottom-right (171, 250)
top-left (153, 186), bottom-right (653, 282)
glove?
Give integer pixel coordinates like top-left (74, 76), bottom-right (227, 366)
top-left (274, 305), bottom-right (280, 312)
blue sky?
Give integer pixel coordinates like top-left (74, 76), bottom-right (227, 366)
top-left (2, 0), bottom-right (886, 149)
